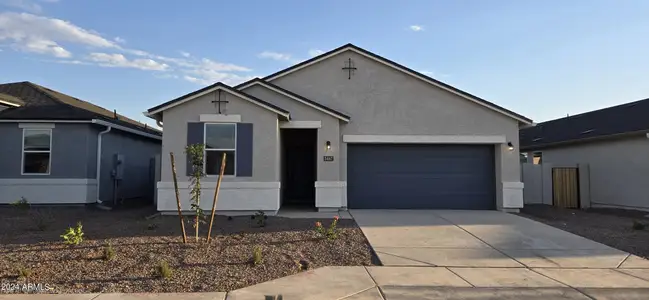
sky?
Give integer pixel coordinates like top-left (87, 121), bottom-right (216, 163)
top-left (2, 0), bottom-right (649, 126)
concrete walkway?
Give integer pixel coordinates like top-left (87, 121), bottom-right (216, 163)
top-left (350, 209), bottom-right (648, 268)
top-left (6, 266), bottom-right (647, 299)
top-left (3, 210), bottom-right (649, 299)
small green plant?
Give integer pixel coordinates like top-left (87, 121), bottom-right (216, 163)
top-left (252, 246), bottom-right (263, 265)
top-left (156, 260), bottom-right (172, 279)
top-left (632, 220), bottom-right (646, 230)
top-left (11, 197), bottom-right (30, 211)
top-left (60, 221), bottom-right (84, 245)
top-left (252, 210), bottom-right (267, 227)
top-left (103, 242), bottom-right (116, 261)
top-left (17, 265), bottom-right (31, 279)
top-left (295, 259), bottom-right (309, 271)
top-left (314, 216), bottom-right (340, 240)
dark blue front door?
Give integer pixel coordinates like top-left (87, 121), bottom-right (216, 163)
top-left (347, 144), bottom-right (496, 209)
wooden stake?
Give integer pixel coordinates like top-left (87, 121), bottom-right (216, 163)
top-left (207, 153), bottom-right (227, 243)
top-left (170, 152), bottom-right (187, 244)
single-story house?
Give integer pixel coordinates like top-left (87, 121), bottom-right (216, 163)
top-left (520, 97), bottom-right (649, 211)
top-left (0, 81), bottom-right (162, 206)
top-left (146, 43), bottom-right (533, 213)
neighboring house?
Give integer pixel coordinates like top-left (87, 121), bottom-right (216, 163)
top-left (146, 43), bottom-right (532, 214)
top-left (0, 81), bottom-right (162, 206)
top-left (520, 97), bottom-right (649, 211)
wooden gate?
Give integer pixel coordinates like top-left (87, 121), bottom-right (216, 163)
top-left (552, 167), bottom-right (580, 208)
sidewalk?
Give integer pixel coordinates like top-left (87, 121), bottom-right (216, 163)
top-left (2, 266), bottom-right (649, 299)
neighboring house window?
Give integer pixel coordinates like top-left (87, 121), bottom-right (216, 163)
top-left (22, 129), bottom-right (52, 174)
top-left (533, 152), bottom-right (543, 165)
top-left (204, 123), bottom-right (236, 176)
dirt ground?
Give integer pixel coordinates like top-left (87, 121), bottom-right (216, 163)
top-left (0, 206), bottom-right (377, 293)
top-left (519, 205), bottom-right (649, 259)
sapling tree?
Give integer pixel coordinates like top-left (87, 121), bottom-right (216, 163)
top-left (185, 143), bottom-right (206, 242)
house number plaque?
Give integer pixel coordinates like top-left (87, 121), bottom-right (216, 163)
top-left (323, 156), bottom-right (334, 162)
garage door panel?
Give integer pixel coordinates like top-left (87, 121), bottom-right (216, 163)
top-left (347, 144), bottom-right (496, 209)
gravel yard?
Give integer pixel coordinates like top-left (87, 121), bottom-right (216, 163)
top-left (519, 204), bottom-right (649, 259)
top-left (0, 206), bottom-right (377, 293)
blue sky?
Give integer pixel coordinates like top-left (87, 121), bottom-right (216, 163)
top-left (2, 0), bottom-right (649, 126)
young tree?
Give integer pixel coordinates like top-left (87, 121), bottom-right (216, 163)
top-left (185, 143), bottom-right (206, 242)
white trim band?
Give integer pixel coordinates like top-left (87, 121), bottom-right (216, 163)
top-left (200, 114), bottom-right (242, 123)
top-left (343, 135), bottom-right (507, 144)
top-left (157, 181), bottom-right (280, 189)
top-left (19, 123), bottom-right (55, 129)
top-left (280, 121), bottom-right (322, 128)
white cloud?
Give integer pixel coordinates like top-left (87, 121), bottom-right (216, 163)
top-left (88, 53), bottom-right (168, 71)
top-left (258, 51), bottom-right (292, 61)
top-left (420, 70), bottom-right (434, 76)
top-left (308, 49), bottom-right (324, 57)
top-left (409, 25), bottom-right (424, 32)
top-left (0, 11), bottom-right (254, 84)
top-left (17, 38), bottom-right (71, 57)
top-left (0, 12), bottom-right (118, 58)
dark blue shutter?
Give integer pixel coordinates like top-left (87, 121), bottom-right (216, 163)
top-left (236, 123), bottom-right (253, 177)
top-left (186, 122), bottom-right (204, 176)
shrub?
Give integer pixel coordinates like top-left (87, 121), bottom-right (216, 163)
top-left (17, 265), bottom-right (31, 279)
top-left (103, 242), bottom-right (116, 261)
top-left (252, 246), bottom-right (263, 265)
top-left (632, 220), bottom-right (646, 230)
top-left (252, 210), bottom-right (267, 227)
top-left (314, 216), bottom-right (340, 240)
top-left (156, 260), bottom-right (172, 279)
top-left (11, 197), bottom-right (30, 211)
top-left (61, 222), bottom-right (84, 245)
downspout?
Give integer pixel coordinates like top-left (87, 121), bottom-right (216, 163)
top-left (96, 125), bottom-right (112, 203)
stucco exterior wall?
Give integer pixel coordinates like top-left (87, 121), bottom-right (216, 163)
top-left (0, 123), bottom-right (95, 179)
top-left (270, 50), bottom-right (522, 184)
top-left (241, 85), bottom-right (341, 182)
top-left (160, 92), bottom-right (280, 183)
top-left (95, 127), bottom-right (161, 204)
top-left (534, 136), bottom-right (649, 210)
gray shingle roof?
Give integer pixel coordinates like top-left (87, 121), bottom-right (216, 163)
top-left (520, 97), bottom-right (649, 150)
top-left (0, 81), bottom-right (161, 136)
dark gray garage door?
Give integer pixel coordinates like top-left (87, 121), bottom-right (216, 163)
top-left (347, 144), bottom-right (496, 209)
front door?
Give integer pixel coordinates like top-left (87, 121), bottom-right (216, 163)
top-left (281, 129), bottom-right (317, 207)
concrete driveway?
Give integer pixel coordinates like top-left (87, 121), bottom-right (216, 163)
top-left (350, 210), bottom-right (649, 268)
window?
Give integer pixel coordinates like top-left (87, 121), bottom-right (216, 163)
top-left (204, 123), bottom-right (236, 176)
top-left (22, 129), bottom-right (52, 174)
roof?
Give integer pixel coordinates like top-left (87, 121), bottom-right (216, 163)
top-left (0, 93), bottom-right (24, 106)
top-left (0, 81), bottom-right (161, 136)
top-left (235, 78), bottom-right (351, 121)
top-left (520, 97), bottom-right (649, 150)
top-left (146, 82), bottom-right (290, 120)
top-left (262, 43), bottom-right (533, 125)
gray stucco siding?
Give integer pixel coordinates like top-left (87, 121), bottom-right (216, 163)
top-left (0, 123), bottom-right (95, 178)
top-left (270, 50), bottom-right (521, 183)
top-left (95, 126), bottom-right (161, 203)
top-left (160, 91), bottom-right (279, 183)
top-left (242, 84), bottom-right (341, 182)
top-left (536, 136), bottom-right (649, 209)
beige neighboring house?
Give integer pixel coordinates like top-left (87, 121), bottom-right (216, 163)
top-left (520, 97), bottom-right (649, 211)
top-left (146, 43), bottom-right (532, 214)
